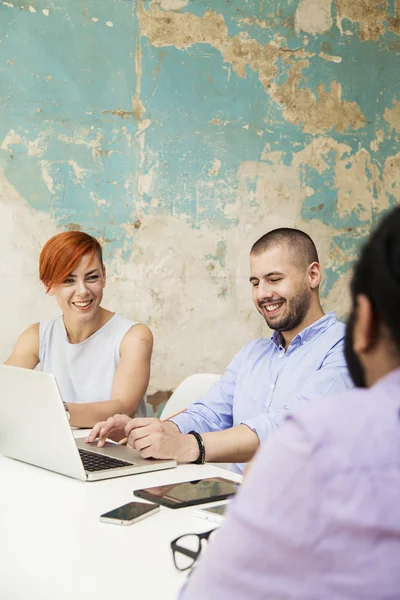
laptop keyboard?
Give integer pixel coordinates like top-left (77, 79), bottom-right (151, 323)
top-left (78, 449), bottom-right (133, 472)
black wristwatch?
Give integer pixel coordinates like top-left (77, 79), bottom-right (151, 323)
top-left (188, 431), bottom-right (206, 464)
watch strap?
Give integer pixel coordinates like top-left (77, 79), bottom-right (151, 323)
top-left (188, 430), bottom-right (205, 464)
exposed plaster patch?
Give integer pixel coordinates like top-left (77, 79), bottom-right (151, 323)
top-left (106, 21), bottom-right (114, 27)
top-left (102, 109), bottom-right (135, 119)
top-left (292, 139), bottom-right (385, 312)
top-left (68, 160), bottom-right (86, 181)
top-left (92, 17), bottom-right (99, 22)
top-left (133, 98), bottom-right (146, 122)
top-left (58, 132), bottom-right (102, 160)
top-left (271, 60), bottom-right (365, 134)
top-left (295, 0), bottom-right (333, 35)
top-left (138, 173), bottom-right (152, 196)
top-left (27, 135), bottom-right (48, 157)
top-left (139, 5), bottom-right (360, 134)
top-left (209, 159), bottom-right (221, 177)
top-left (40, 161), bottom-right (55, 195)
top-left (384, 152), bottom-right (400, 199)
top-left (229, 155), bottom-right (349, 317)
top-left (3, 2), bottom-right (14, 7)
top-left (133, 34), bottom-right (151, 131)
top-left (1, 129), bottom-right (22, 149)
top-left (106, 213), bottom-right (263, 390)
top-left (138, 4), bottom-right (310, 91)
top-left (137, 119), bottom-right (151, 135)
top-left (121, 126), bottom-right (132, 147)
top-left (132, 30), bottom-right (152, 176)
top-left (0, 169), bottom-right (59, 362)
top-left (319, 52), bottom-right (342, 63)
top-left (237, 16), bottom-right (270, 29)
top-left (336, 0), bottom-right (400, 40)
top-left (305, 186), bottom-right (315, 197)
top-left (370, 129), bottom-right (384, 152)
top-left (42, 8), bottom-right (49, 16)
top-left (65, 223), bottom-right (81, 231)
top-left (384, 100), bottom-right (400, 132)
top-left (155, 0), bottom-right (189, 10)
top-left (28, 5), bottom-right (36, 12)
top-left (230, 160), bottom-right (305, 224)
top-left (294, 136), bottom-right (351, 174)
top-left (335, 149), bottom-right (388, 220)
top-left (89, 191), bottom-right (108, 207)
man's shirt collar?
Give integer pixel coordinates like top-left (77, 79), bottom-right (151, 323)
top-left (271, 311), bottom-right (339, 349)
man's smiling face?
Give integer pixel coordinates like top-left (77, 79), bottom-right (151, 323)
top-left (250, 244), bottom-right (312, 333)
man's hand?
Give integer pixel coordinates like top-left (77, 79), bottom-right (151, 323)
top-left (125, 417), bottom-right (200, 463)
top-left (85, 414), bottom-right (131, 447)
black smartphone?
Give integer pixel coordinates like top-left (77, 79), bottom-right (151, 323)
top-left (99, 501), bottom-right (160, 525)
top-left (134, 477), bottom-right (240, 509)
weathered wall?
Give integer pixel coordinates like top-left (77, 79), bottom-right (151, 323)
top-left (1, 0), bottom-right (399, 410)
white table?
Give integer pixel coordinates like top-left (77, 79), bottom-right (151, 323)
top-left (0, 430), bottom-right (241, 600)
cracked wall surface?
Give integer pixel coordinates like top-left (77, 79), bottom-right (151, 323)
top-left (1, 0), bottom-right (399, 404)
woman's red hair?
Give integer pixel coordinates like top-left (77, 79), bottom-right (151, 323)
top-left (39, 231), bottom-right (103, 288)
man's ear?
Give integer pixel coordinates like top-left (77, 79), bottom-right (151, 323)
top-left (353, 294), bottom-right (378, 354)
top-left (308, 262), bottom-right (321, 289)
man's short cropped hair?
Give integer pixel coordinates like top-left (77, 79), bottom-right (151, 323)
top-left (251, 227), bottom-right (319, 269)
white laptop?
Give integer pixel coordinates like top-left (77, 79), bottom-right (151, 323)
top-left (0, 365), bottom-right (176, 481)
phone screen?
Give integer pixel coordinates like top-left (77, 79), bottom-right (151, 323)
top-left (165, 478), bottom-right (238, 502)
top-left (136, 477), bottom-right (239, 506)
top-left (204, 504), bottom-right (227, 517)
top-left (101, 501), bottom-right (158, 522)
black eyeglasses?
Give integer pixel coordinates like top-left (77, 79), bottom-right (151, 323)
top-left (171, 528), bottom-right (218, 571)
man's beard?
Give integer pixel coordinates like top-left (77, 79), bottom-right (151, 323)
top-left (344, 309), bottom-right (367, 388)
top-left (263, 284), bottom-right (311, 332)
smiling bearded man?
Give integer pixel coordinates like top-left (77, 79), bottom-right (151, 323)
top-left (87, 228), bottom-right (354, 473)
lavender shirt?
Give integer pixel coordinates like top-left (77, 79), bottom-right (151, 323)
top-left (180, 369), bottom-right (400, 599)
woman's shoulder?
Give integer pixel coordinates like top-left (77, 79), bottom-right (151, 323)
top-left (5, 322), bottom-right (40, 368)
top-left (119, 320), bottom-right (153, 354)
top-left (20, 322), bottom-right (41, 345)
top-left (39, 315), bottom-right (62, 339)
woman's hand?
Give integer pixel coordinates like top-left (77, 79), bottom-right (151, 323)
top-left (85, 413), bottom-right (132, 447)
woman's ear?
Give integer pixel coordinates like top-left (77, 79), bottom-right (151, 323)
top-left (353, 294), bottom-right (378, 354)
top-left (45, 284), bottom-right (54, 296)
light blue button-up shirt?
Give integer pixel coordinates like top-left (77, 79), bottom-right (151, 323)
top-left (172, 312), bottom-right (353, 473)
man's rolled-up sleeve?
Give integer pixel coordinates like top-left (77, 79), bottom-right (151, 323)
top-left (170, 345), bottom-right (250, 434)
top-left (171, 342), bottom-right (254, 433)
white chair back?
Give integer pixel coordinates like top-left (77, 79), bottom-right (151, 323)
top-left (159, 373), bottom-right (220, 421)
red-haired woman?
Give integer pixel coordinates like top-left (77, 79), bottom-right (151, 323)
top-left (5, 231), bottom-right (153, 428)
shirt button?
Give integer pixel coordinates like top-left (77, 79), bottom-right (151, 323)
top-left (270, 384), bottom-right (275, 390)
top-left (279, 353), bottom-right (284, 358)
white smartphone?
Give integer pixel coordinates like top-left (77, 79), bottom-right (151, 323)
top-left (195, 503), bottom-right (227, 524)
top-left (100, 501), bottom-right (160, 526)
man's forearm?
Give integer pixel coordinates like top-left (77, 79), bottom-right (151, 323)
top-left (202, 425), bottom-right (260, 463)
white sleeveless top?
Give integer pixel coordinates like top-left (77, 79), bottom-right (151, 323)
top-left (39, 314), bottom-right (147, 417)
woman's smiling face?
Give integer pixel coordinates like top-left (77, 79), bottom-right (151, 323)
top-left (47, 252), bottom-right (106, 321)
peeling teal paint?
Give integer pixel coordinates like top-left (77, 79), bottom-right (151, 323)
top-left (1, 0), bottom-right (399, 299)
